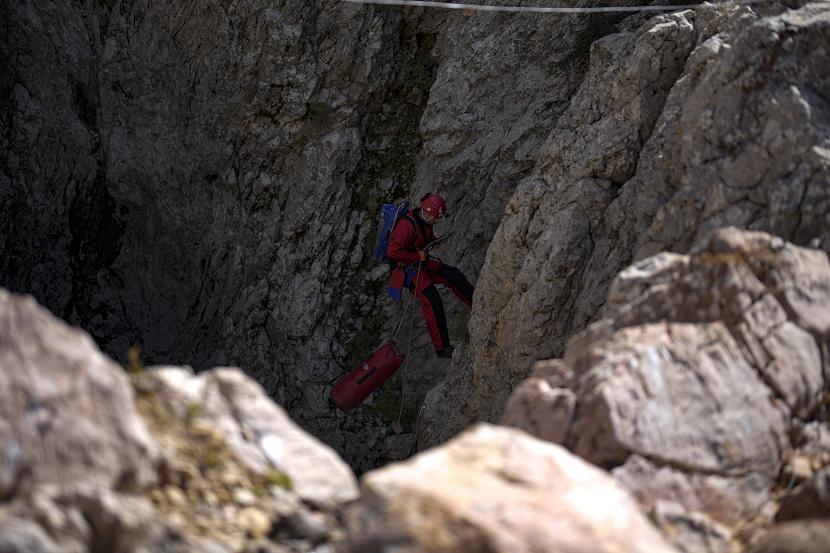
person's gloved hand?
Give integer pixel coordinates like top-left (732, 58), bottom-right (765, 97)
top-left (418, 250), bottom-right (427, 262)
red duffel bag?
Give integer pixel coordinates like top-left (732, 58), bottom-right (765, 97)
top-left (330, 341), bottom-right (406, 412)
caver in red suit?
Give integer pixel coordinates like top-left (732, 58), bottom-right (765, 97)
top-left (387, 193), bottom-right (475, 358)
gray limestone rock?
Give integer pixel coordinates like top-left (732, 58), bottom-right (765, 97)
top-left (748, 520), bottom-right (830, 553)
top-left (1, 0), bottom-right (441, 470)
top-left (794, 422), bottom-right (830, 465)
top-left (342, 423), bottom-right (677, 553)
top-left (64, 486), bottom-right (158, 553)
top-left (500, 378), bottom-right (576, 445)
top-left (382, 433), bottom-right (417, 462)
top-left (490, 228), bottom-right (829, 551)
top-left (422, 1), bottom-right (830, 451)
top-left (0, 519), bottom-right (59, 553)
top-left (613, 455), bottom-right (771, 529)
top-left (527, 358), bottom-right (577, 390)
top-left (651, 502), bottom-right (741, 553)
top-left (569, 321), bottom-right (790, 476)
top-left (420, 7), bottom-right (703, 446)
top-left (0, 0), bottom-right (654, 471)
top-left (136, 365), bottom-right (359, 508)
top-left (0, 288), bottom-right (357, 552)
top-left (0, 289), bottom-right (157, 496)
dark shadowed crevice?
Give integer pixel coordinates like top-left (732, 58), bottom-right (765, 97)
top-left (64, 59), bottom-right (128, 347)
top-left (339, 22), bottom-right (440, 378)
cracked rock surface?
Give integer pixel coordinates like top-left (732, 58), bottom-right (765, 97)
top-left (421, 1), bottom-right (830, 449)
top-left (497, 228), bottom-right (830, 552)
top-left (0, 287), bottom-right (356, 553)
top-left (341, 423), bottom-right (678, 553)
top-left (3, 0), bottom-right (434, 471)
top-left (0, 0), bottom-right (637, 471)
top-left (0, 290), bottom-right (157, 499)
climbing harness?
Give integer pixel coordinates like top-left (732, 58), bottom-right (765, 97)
top-left (331, 187), bottom-right (492, 416)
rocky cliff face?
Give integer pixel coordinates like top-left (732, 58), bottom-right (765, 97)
top-left (2, 0), bottom-right (439, 470)
top-left (4, 0), bottom-right (830, 551)
top-left (498, 227), bottom-right (830, 552)
top-left (1, 0), bottom-right (635, 470)
top-left (421, 0), bottom-right (830, 447)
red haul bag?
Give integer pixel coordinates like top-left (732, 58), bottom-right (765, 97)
top-left (330, 341), bottom-right (406, 412)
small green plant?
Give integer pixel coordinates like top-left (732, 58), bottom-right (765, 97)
top-left (369, 385), bottom-right (417, 429)
top-left (126, 344), bottom-right (144, 374)
top-left (371, 385), bottom-right (403, 422)
top-left (264, 468), bottom-right (293, 491)
top-left (202, 448), bottom-right (225, 470)
top-left (185, 402), bottom-right (201, 423)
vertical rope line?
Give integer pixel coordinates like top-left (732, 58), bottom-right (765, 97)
top-left (397, 264), bottom-right (422, 428)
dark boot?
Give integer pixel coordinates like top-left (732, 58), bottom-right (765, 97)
top-left (437, 345), bottom-right (455, 359)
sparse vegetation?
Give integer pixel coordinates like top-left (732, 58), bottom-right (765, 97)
top-left (263, 468), bottom-right (294, 491)
top-left (126, 344), bottom-right (144, 374)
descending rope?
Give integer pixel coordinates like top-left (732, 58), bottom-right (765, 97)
top-left (396, 265), bottom-right (422, 428)
top-left (391, 284), bottom-right (414, 342)
top-left (389, 184), bottom-right (494, 428)
top-left (437, 180), bottom-right (498, 247)
top-left (343, 0), bottom-right (776, 14)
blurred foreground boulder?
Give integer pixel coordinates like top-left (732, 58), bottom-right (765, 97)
top-left (0, 288), bottom-right (357, 552)
top-left (0, 290), bottom-right (157, 497)
top-left (501, 228), bottom-right (830, 552)
top-left (748, 520), bottom-right (830, 553)
top-left (341, 423), bottom-right (677, 553)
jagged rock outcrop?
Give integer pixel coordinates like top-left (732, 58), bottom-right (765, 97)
top-left (0, 286), bottom-right (700, 552)
top-left (6, 0), bottom-right (830, 548)
top-left (341, 423), bottom-right (677, 553)
top-left (0, 287), bottom-right (357, 553)
top-left (491, 228), bottom-right (830, 552)
top-left (135, 366), bottom-right (358, 508)
top-left (0, 289), bottom-right (157, 498)
top-left (500, 360), bottom-right (577, 445)
top-left (748, 520), bottom-right (830, 553)
top-left (421, 0), bottom-right (830, 448)
top-left (367, 0), bottom-right (642, 448)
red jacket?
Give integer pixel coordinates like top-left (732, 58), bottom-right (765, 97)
top-left (387, 209), bottom-right (436, 266)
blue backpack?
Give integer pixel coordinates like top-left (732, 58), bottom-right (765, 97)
top-left (372, 203), bottom-right (410, 263)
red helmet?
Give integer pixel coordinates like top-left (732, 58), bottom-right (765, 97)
top-left (420, 193), bottom-right (447, 219)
